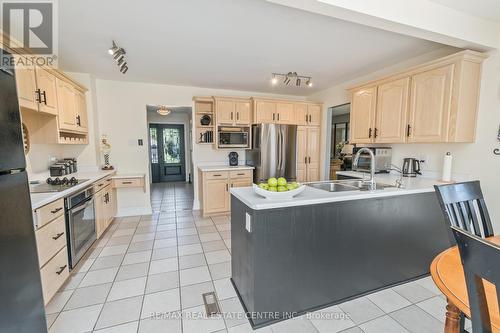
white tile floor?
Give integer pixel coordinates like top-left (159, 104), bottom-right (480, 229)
top-left (45, 182), bottom-right (462, 333)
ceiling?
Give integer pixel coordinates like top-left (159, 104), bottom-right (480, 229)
top-left (429, 0), bottom-right (500, 22)
top-left (59, 0), bottom-right (444, 95)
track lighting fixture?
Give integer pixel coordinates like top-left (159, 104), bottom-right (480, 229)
top-left (108, 40), bottom-right (129, 74)
top-left (270, 72), bottom-right (313, 87)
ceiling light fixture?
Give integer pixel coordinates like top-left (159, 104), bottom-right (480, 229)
top-left (156, 105), bottom-right (171, 116)
top-left (108, 40), bottom-right (129, 74)
top-left (271, 72), bottom-right (313, 88)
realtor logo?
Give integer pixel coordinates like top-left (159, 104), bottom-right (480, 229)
top-left (0, 0), bottom-right (57, 65)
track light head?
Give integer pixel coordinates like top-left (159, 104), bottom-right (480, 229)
top-left (306, 79), bottom-right (313, 87)
top-left (108, 41), bottom-right (119, 55)
top-left (271, 75), bottom-right (278, 85)
top-left (120, 63), bottom-right (128, 74)
top-left (296, 78), bottom-right (301, 86)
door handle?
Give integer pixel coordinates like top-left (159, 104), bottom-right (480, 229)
top-left (273, 113), bottom-right (275, 121)
top-left (308, 157), bottom-right (311, 163)
top-left (406, 124), bottom-right (412, 137)
top-left (236, 112), bottom-right (239, 121)
top-left (230, 112), bottom-right (233, 120)
top-left (41, 91), bottom-right (47, 105)
top-left (226, 183), bottom-right (229, 191)
top-left (52, 232), bottom-right (64, 240)
top-left (374, 128), bottom-right (378, 138)
top-left (305, 157), bottom-right (308, 164)
top-left (56, 265), bottom-right (67, 275)
top-left (309, 114), bottom-right (312, 123)
top-left (305, 114), bottom-right (308, 123)
top-left (35, 89), bottom-right (41, 103)
top-left (76, 115), bottom-right (81, 126)
top-left (368, 128), bottom-right (372, 138)
top-left (277, 113), bottom-right (280, 121)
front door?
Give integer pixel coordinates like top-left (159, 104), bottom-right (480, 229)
top-left (150, 124), bottom-right (186, 182)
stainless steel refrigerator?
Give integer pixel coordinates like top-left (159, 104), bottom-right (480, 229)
top-left (0, 50), bottom-right (48, 332)
top-left (245, 124), bottom-right (297, 183)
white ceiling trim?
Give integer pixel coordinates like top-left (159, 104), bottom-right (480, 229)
top-left (267, 0), bottom-right (500, 50)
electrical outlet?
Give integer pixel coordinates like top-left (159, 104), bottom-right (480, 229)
top-left (245, 213), bottom-right (252, 233)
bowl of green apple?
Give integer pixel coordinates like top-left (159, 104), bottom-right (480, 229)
top-left (253, 177), bottom-right (305, 199)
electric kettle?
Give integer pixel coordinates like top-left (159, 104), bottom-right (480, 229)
top-left (402, 158), bottom-right (421, 177)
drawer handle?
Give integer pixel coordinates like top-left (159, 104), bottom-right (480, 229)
top-left (52, 232), bottom-right (64, 240)
top-left (213, 174), bottom-right (221, 177)
top-left (122, 181), bottom-right (133, 184)
top-left (237, 173), bottom-right (245, 176)
top-left (98, 183), bottom-right (104, 187)
top-left (56, 265), bottom-right (67, 275)
top-left (50, 207), bottom-right (63, 214)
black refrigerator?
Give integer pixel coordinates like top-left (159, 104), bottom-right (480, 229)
top-left (0, 50), bottom-right (48, 332)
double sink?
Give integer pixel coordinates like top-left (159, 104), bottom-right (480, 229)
top-left (307, 180), bottom-right (395, 192)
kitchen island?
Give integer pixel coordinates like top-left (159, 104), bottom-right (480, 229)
top-left (230, 173), bottom-right (452, 328)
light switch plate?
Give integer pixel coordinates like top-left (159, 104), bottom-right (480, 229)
top-left (245, 213), bottom-right (252, 233)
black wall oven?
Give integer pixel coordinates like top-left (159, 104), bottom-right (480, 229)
top-left (65, 186), bottom-right (96, 268)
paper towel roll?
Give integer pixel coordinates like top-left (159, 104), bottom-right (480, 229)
top-left (442, 152), bottom-right (452, 182)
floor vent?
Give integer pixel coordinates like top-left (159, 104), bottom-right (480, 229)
top-left (202, 292), bottom-right (220, 316)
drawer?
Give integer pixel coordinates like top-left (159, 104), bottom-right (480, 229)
top-left (35, 198), bottom-right (64, 228)
top-left (112, 177), bottom-right (144, 188)
top-left (204, 171), bottom-right (229, 180)
top-left (229, 169), bottom-right (253, 179)
top-left (40, 246), bottom-right (69, 305)
top-left (35, 215), bottom-right (66, 268)
top-left (94, 176), bottom-right (113, 193)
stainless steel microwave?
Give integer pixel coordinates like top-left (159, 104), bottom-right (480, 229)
top-left (218, 126), bottom-right (250, 148)
top-left (352, 147), bottom-right (392, 173)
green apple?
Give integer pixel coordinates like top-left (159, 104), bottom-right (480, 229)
top-left (290, 182), bottom-right (299, 189)
top-left (267, 177), bottom-right (278, 187)
top-left (277, 177), bottom-right (287, 186)
top-left (277, 186), bottom-right (288, 192)
top-left (258, 183), bottom-right (269, 190)
top-left (286, 184), bottom-right (295, 191)
top-left (268, 186), bottom-right (277, 192)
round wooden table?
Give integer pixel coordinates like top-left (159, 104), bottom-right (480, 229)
top-left (430, 236), bottom-right (500, 333)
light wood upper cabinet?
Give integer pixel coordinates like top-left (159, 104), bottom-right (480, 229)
top-left (294, 104), bottom-right (308, 126)
top-left (235, 100), bottom-right (251, 125)
top-left (254, 100), bottom-right (276, 123)
top-left (215, 98), bottom-right (251, 126)
top-left (348, 50), bottom-right (485, 144)
top-left (350, 87), bottom-right (377, 143)
top-left (75, 90), bottom-right (88, 131)
top-left (56, 78), bottom-right (77, 131)
top-left (375, 77), bottom-right (410, 143)
top-left (276, 102), bottom-right (295, 124)
top-left (408, 64), bottom-right (454, 143)
top-left (14, 61), bottom-right (39, 111)
top-left (35, 68), bottom-right (58, 115)
top-left (216, 99), bottom-right (235, 125)
top-left (307, 104), bottom-right (322, 126)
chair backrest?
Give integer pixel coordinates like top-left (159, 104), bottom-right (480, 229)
top-left (451, 227), bottom-right (500, 333)
top-left (434, 181), bottom-right (494, 238)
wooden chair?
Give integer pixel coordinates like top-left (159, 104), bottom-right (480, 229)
top-left (451, 227), bottom-right (500, 333)
top-left (434, 181), bottom-right (494, 238)
top-left (434, 181), bottom-right (496, 332)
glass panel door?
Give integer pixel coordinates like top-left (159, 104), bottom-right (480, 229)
top-left (158, 124), bottom-right (185, 182)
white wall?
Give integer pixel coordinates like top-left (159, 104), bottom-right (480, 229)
top-left (308, 48), bottom-right (500, 231)
top-left (147, 111), bottom-right (192, 183)
top-left (94, 79), bottom-right (305, 214)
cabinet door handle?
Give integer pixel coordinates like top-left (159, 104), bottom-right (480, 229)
top-left (226, 183), bottom-right (229, 191)
top-left (308, 157), bottom-right (311, 163)
top-left (52, 232), bottom-right (64, 240)
top-left (230, 112), bottom-right (233, 120)
top-left (35, 89), bottom-right (41, 103)
top-left (50, 207), bottom-right (63, 214)
top-left (273, 113), bottom-right (275, 121)
top-left (368, 128), bottom-right (372, 138)
top-left (305, 157), bottom-right (308, 164)
top-left (277, 113), bottom-right (280, 121)
top-left (309, 114), bottom-right (312, 123)
top-left (236, 112), bottom-right (239, 120)
top-left (76, 115), bottom-right (81, 126)
top-left (374, 128), bottom-right (378, 138)
top-left (305, 114), bottom-right (308, 123)
top-left (56, 265), bottom-right (67, 275)
top-left (406, 124), bottom-right (412, 137)
top-left (41, 91), bottom-right (47, 105)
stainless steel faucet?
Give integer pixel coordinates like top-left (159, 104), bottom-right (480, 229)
top-left (353, 147), bottom-right (376, 190)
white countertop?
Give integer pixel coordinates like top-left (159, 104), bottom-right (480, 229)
top-left (198, 165), bottom-right (255, 172)
top-left (30, 170), bottom-right (116, 210)
top-left (111, 174), bottom-right (145, 179)
top-left (230, 171), bottom-right (449, 210)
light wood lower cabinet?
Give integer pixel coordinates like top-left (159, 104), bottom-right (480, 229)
top-left (40, 246), bottom-right (69, 305)
top-left (35, 215), bottom-right (66, 268)
top-left (297, 126), bottom-right (321, 182)
top-left (95, 184), bottom-right (117, 239)
top-left (200, 169), bottom-right (253, 216)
